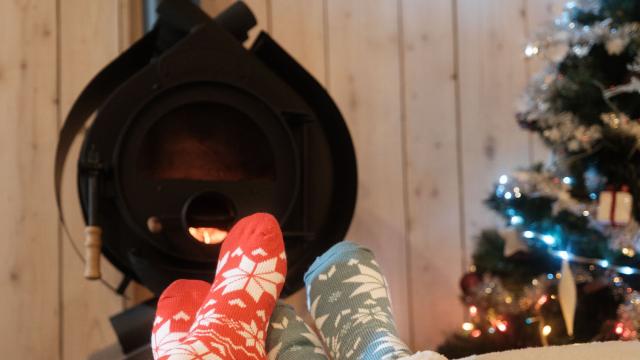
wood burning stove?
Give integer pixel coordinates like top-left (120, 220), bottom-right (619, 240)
top-left (55, 0), bottom-right (357, 300)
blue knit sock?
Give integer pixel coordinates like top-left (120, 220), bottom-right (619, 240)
top-left (304, 241), bottom-right (412, 359)
top-left (266, 301), bottom-right (328, 359)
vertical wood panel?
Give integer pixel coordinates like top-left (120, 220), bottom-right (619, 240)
top-left (326, 0), bottom-right (410, 340)
top-left (0, 0), bottom-right (60, 358)
top-left (457, 0), bottom-right (531, 260)
top-left (271, 0), bottom-right (326, 83)
top-left (59, 1), bottom-right (124, 358)
top-left (402, 0), bottom-right (463, 349)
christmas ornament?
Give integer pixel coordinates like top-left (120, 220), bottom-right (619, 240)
top-left (500, 228), bottom-right (529, 257)
top-left (460, 272), bottom-right (481, 296)
top-left (597, 186), bottom-right (633, 226)
top-left (558, 258), bottom-right (577, 337)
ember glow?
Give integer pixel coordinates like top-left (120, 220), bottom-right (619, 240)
top-left (188, 227), bottom-right (228, 244)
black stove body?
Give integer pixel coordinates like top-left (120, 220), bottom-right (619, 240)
top-left (54, 1), bottom-right (356, 355)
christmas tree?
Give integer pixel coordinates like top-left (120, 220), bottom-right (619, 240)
top-left (438, 1), bottom-right (640, 358)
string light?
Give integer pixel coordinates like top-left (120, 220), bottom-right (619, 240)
top-left (615, 322), bottom-right (625, 335)
top-left (541, 234), bottom-right (556, 245)
top-left (496, 320), bottom-right (508, 332)
top-left (525, 44), bottom-right (540, 57)
top-left (562, 176), bottom-right (573, 185)
top-left (504, 192), bottom-right (513, 200)
top-left (622, 247), bottom-right (636, 257)
top-left (510, 215), bottom-right (524, 225)
top-left (471, 329), bottom-right (482, 338)
top-left (469, 305), bottom-right (478, 316)
top-left (499, 175), bottom-right (509, 184)
top-left (462, 322), bottom-right (474, 331)
top-left (523, 231), bottom-right (535, 239)
top-left (542, 325), bottom-right (552, 336)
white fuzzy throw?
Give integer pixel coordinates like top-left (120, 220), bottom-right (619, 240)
top-left (456, 341), bottom-right (640, 360)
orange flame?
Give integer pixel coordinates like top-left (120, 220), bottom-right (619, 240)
top-left (189, 227), bottom-right (228, 244)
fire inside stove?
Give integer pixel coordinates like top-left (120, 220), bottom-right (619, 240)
top-left (188, 227), bottom-right (228, 244)
top-left (137, 103), bottom-right (275, 245)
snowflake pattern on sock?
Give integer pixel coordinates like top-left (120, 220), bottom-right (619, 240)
top-left (151, 213), bottom-right (286, 360)
top-left (304, 241), bottom-right (413, 360)
top-left (266, 301), bottom-right (328, 360)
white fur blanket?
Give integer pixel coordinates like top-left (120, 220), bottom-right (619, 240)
top-left (403, 341), bottom-right (640, 360)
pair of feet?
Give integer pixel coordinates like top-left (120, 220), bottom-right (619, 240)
top-left (151, 213), bottom-right (440, 359)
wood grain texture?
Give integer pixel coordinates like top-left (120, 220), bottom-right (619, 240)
top-left (0, 0), bottom-right (60, 357)
top-left (457, 0), bottom-right (532, 260)
top-left (326, 0), bottom-right (411, 340)
top-left (59, 0), bottom-right (125, 358)
top-left (271, 0), bottom-right (326, 83)
top-left (401, 0), bottom-right (464, 349)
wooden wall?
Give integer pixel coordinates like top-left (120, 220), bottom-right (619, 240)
top-left (0, 0), bottom-right (564, 358)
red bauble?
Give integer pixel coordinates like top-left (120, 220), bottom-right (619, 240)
top-left (460, 272), bottom-right (481, 295)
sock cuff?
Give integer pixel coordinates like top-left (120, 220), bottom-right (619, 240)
top-left (303, 240), bottom-right (372, 285)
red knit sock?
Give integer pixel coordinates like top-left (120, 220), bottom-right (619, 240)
top-left (151, 279), bottom-right (210, 358)
top-left (151, 213), bottom-right (287, 360)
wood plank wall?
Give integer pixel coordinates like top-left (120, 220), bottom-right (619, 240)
top-left (0, 0), bottom-right (564, 358)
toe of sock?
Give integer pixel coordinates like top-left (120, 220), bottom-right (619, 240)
top-left (303, 240), bottom-right (370, 285)
top-left (223, 212), bottom-right (283, 254)
top-left (159, 279), bottom-right (210, 306)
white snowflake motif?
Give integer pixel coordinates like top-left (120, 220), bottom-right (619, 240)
top-left (351, 306), bottom-right (390, 326)
top-left (372, 331), bottom-right (411, 358)
top-left (238, 320), bottom-right (266, 356)
top-left (190, 309), bottom-right (224, 332)
top-left (151, 320), bottom-right (187, 359)
top-left (326, 336), bottom-right (342, 359)
top-left (328, 290), bottom-right (343, 303)
top-left (214, 255), bottom-right (284, 302)
top-left (163, 339), bottom-right (222, 360)
top-left (344, 264), bottom-right (389, 299)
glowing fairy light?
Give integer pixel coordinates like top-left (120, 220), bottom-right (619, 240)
top-left (471, 329), bottom-right (482, 338)
top-left (622, 247), bottom-right (636, 257)
top-left (524, 44), bottom-right (540, 57)
top-left (598, 259), bottom-right (609, 268)
top-left (562, 176), bottom-right (573, 185)
top-left (469, 305), bottom-right (478, 316)
top-left (496, 321), bottom-right (508, 332)
top-left (620, 266), bottom-right (635, 275)
top-left (542, 234), bottom-right (556, 245)
top-left (615, 322), bottom-right (624, 335)
top-left (523, 231), bottom-right (535, 239)
top-left (499, 175), bottom-right (509, 184)
top-left (537, 295), bottom-right (548, 306)
top-left (510, 215), bottom-right (524, 225)
top-left (557, 251), bottom-right (570, 260)
top-left (542, 325), bottom-right (552, 336)
top-left (462, 322), bottom-right (474, 331)
top-left (583, 210), bottom-right (590, 216)
top-left (504, 192), bottom-right (513, 200)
